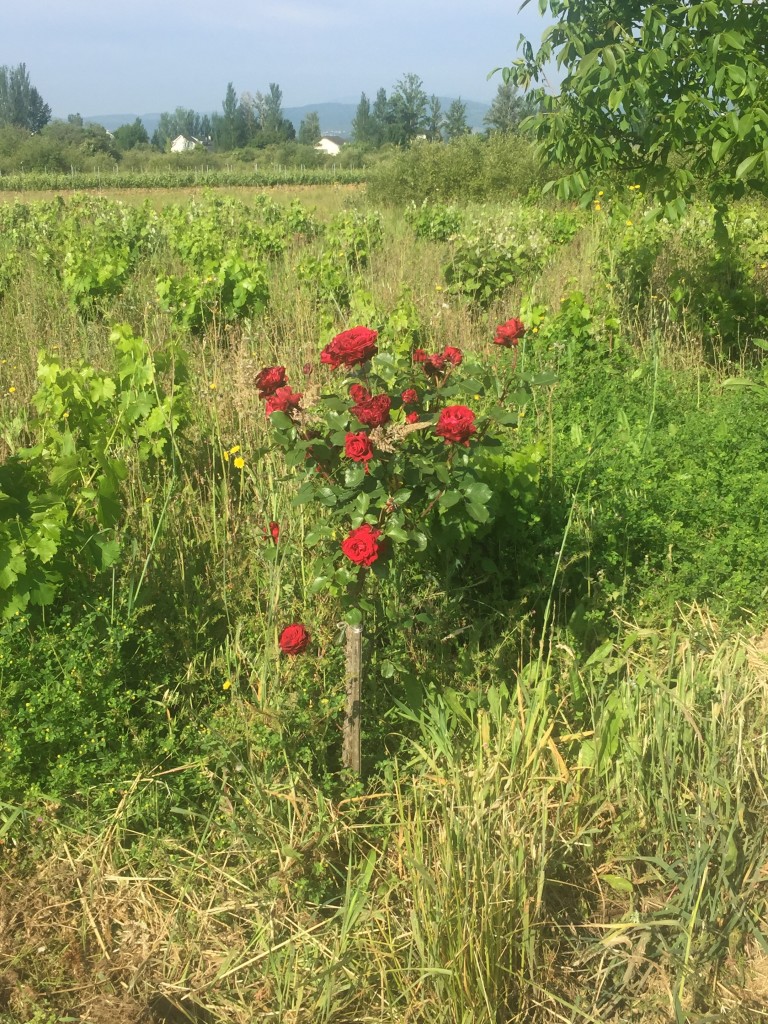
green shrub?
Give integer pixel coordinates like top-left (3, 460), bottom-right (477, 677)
top-left (367, 133), bottom-right (543, 205)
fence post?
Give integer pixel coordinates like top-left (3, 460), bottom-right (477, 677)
top-left (342, 623), bottom-right (363, 774)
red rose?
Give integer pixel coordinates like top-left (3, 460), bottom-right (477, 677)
top-left (442, 346), bottom-right (463, 366)
top-left (351, 393), bottom-right (391, 428)
top-left (341, 523), bottom-right (383, 566)
top-left (345, 431), bottom-right (374, 465)
top-left (279, 623), bottom-right (310, 655)
top-left (435, 405), bottom-right (477, 445)
top-left (412, 348), bottom-right (427, 363)
top-left (268, 521), bottom-right (280, 544)
top-left (494, 317), bottom-right (526, 347)
top-left (401, 388), bottom-right (419, 405)
top-left (349, 383), bottom-right (372, 404)
top-left (255, 365), bottom-right (287, 397)
top-left (406, 411), bottom-right (420, 424)
top-left (320, 326), bottom-right (378, 369)
top-left (423, 353), bottom-right (446, 376)
top-left (266, 386), bottom-right (302, 417)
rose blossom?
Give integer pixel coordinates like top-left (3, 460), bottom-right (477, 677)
top-left (279, 623), bottom-right (310, 655)
top-left (269, 521), bottom-right (280, 544)
top-left (351, 393), bottom-right (391, 428)
top-left (255, 365), bottom-right (287, 397)
top-left (435, 405), bottom-right (477, 446)
top-left (345, 431), bottom-right (374, 466)
top-left (320, 326), bottom-right (378, 369)
top-left (412, 348), bottom-right (427, 363)
top-left (442, 346), bottom-right (463, 366)
top-left (406, 411), bottom-right (420, 424)
top-left (423, 353), bottom-right (446, 375)
top-left (494, 317), bottom-right (526, 347)
top-left (341, 523), bottom-right (383, 566)
top-left (401, 388), bottom-right (419, 405)
top-left (349, 383), bottom-right (372, 404)
top-left (265, 386), bottom-right (302, 417)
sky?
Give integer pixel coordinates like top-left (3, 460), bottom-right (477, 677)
top-left (4, 0), bottom-right (552, 118)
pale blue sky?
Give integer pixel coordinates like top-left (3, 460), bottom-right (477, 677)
top-left (4, 0), bottom-right (551, 117)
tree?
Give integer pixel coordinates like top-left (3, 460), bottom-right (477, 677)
top-left (504, 0), bottom-right (768, 218)
top-left (484, 80), bottom-right (540, 134)
top-left (113, 117), bottom-right (149, 151)
top-left (371, 88), bottom-right (395, 146)
top-left (425, 95), bottom-right (443, 141)
top-left (352, 92), bottom-right (377, 145)
top-left (0, 63), bottom-right (51, 132)
top-left (390, 73), bottom-right (428, 145)
top-left (214, 81), bottom-right (242, 150)
top-left (444, 98), bottom-right (471, 140)
top-left (298, 111), bottom-right (321, 145)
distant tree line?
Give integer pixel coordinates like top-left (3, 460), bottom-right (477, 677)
top-left (351, 74), bottom-right (540, 147)
top-left (0, 64), bottom-right (542, 176)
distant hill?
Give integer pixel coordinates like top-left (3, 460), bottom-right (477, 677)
top-left (84, 97), bottom-right (492, 142)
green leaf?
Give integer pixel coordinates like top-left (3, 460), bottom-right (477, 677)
top-left (465, 501), bottom-right (490, 523)
top-left (439, 489), bottom-right (462, 509)
top-left (385, 525), bottom-right (409, 544)
top-left (601, 874), bottom-right (634, 893)
top-left (735, 153), bottom-right (760, 179)
top-left (464, 482), bottom-right (492, 505)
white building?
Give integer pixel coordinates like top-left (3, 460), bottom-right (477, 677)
top-left (170, 135), bottom-right (201, 153)
top-left (315, 135), bottom-right (346, 157)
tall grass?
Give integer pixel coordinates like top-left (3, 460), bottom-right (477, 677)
top-left (1, 186), bottom-right (768, 1023)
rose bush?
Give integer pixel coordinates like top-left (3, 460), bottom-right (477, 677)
top-left (260, 313), bottom-right (550, 628)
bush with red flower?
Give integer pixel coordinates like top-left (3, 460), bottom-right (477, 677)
top-left (260, 313), bottom-right (547, 626)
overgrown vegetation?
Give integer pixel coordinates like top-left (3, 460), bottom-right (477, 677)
top-left (1, 181), bottom-right (767, 1023)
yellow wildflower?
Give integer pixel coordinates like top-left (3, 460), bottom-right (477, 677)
top-left (233, 456), bottom-right (245, 470)
top-left (222, 680), bottom-right (232, 691)
top-left (8, 386), bottom-right (16, 394)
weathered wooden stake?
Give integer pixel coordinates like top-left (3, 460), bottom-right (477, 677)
top-left (342, 623), bottom-right (363, 774)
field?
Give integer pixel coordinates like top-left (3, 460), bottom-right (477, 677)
top-left (1, 180), bottom-right (768, 1024)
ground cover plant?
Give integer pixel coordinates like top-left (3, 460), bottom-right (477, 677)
top-left (1, 184), bottom-right (767, 1023)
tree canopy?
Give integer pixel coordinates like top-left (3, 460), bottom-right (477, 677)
top-left (0, 63), bottom-right (51, 133)
top-left (504, 0), bottom-right (768, 215)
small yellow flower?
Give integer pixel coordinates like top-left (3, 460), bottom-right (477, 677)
top-left (532, 326), bottom-right (539, 334)
top-left (597, 190), bottom-right (604, 197)
top-left (593, 202), bottom-right (602, 211)
top-left (626, 219), bottom-right (633, 227)
top-left (233, 456), bottom-right (245, 470)
top-left (222, 679), bottom-right (232, 691)
top-left (222, 449), bottom-right (229, 462)
top-left (209, 381), bottom-right (217, 390)
top-left (8, 386), bottom-right (16, 394)
top-left (229, 445), bottom-right (241, 455)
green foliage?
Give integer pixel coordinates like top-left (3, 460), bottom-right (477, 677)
top-left (367, 132), bottom-right (543, 204)
top-left (505, 0), bottom-right (768, 213)
top-left (156, 254), bottom-right (269, 332)
top-left (0, 326), bottom-right (183, 619)
top-left (404, 200), bottom-right (464, 242)
top-left (0, 604), bottom-right (169, 799)
top-left (0, 62), bottom-right (51, 132)
top-left (443, 206), bottom-right (580, 305)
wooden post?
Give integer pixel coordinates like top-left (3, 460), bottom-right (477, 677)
top-left (343, 623), bottom-right (363, 774)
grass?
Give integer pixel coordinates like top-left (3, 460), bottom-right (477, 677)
top-left (0, 184), bottom-right (767, 1022)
